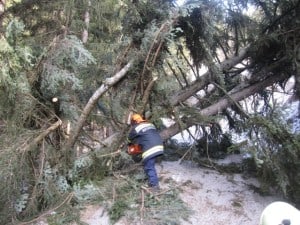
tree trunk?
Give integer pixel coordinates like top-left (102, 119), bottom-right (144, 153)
top-left (82, 0), bottom-right (91, 44)
top-left (160, 72), bottom-right (289, 140)
top-left (169, 46), bottom-right (250, 106)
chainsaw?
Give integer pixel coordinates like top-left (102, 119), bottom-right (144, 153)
top-left (127, 144), bottom-right (142, 155)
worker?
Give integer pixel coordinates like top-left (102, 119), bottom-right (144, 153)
top-left (259, 201), bottom-right (300, 225)
top-left (127, 113), bottom-right (164, 192)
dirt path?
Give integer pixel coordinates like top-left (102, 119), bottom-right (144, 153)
top-left (79, 160), bottom-right (283, 225)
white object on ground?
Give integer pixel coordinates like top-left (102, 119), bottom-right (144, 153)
top-left (259, 201), bottom-right (300, 225)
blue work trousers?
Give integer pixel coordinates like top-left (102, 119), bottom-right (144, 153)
top-left (143, 157), bottom-right (159, 187)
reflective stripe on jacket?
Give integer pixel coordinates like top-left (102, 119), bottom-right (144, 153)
top-left (128, 122), bottom-right (164, 161)
top-left (142, 145), bottom-right (164, 161)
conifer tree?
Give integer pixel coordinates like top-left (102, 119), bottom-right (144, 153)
top-left (0, 0), bottom-right (300, 222)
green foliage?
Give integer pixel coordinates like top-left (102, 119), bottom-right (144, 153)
top-left (245, 112), bottom-right (300, 203)
top-left (0, 19), bottom-right (34, 120)
top-left (176, 1), bottom-right (225, 67)
top-left (0, 131), bottom-right (36, 223)
top-left (70, 155), bottom-right (96, 181)
top-left (5, 18), bottom-right (25, 46)
top-left (38, 35), bottom-right (96, 120)
top-left (73, 182), bottom-right (104, 203)
top-left (109, 199), bottom-right (128, 222)
top-left (14, 193), bottom-right (30, 213)
top-left (121, 0), bottom-right (171, 37)
top-left (154, 74), bottom-right (180, 98)
top-left (0, 19), bottom-right (101, 223)
top-left (40, 35), bottom-right (95, 96)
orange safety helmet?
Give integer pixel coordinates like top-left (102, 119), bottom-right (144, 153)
top-left (131, 113), bottom-right (146, 124)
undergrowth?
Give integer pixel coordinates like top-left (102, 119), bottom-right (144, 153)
top-left (94, 165), bottom-right (192, 224)
top-left (37, 161), bottom-right (192, 225)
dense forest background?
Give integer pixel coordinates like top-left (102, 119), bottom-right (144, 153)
top-left (0, 0), bottom-right (300, 224)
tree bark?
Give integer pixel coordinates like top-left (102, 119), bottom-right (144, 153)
top-left (0, 0), bottom-right (6, 32)
top-left (82, 0), bottom-right (91, 44)
top-left (160, 72), bottom-right (289, 140)
top-left (66, 60), bottom-right (134, 150)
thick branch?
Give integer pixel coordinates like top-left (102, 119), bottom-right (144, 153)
top-left (160, 72), bottom-right (289, 140)
top-left (23, 120), bottom-right (62, 152)
top-left (81, 0), bottom-right (91, 44)
top-left (169, 46), bottom-right (250, 106)
top-left (66, 60), bottom-right (134, 149)
top-left (140, 77), bottom-right (158, 113)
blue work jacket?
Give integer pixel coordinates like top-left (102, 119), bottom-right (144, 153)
top-left (128, 122), bottom-right (164, 161)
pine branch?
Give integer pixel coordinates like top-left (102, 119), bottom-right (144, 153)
top-left (178, 44), bottom-right (197, 80)
top-left (140, 18), bottom-right (177, 94)
top-left (140, 21), bottom-right (169, 84)
top-left (18, 193), bottom-right (74, 225)
top-left (140, 76), bottom-right (158, 113)
top-left (166, 60), bottom-right (184, 88)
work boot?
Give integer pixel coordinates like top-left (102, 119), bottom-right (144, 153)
top-left (141, 185), bottom-right (160, 195)
top-left (149, 185), bottom-right (160, 194)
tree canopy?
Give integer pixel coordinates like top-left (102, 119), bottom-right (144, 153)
top-left (0, 0), bottom-right (300, 223)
